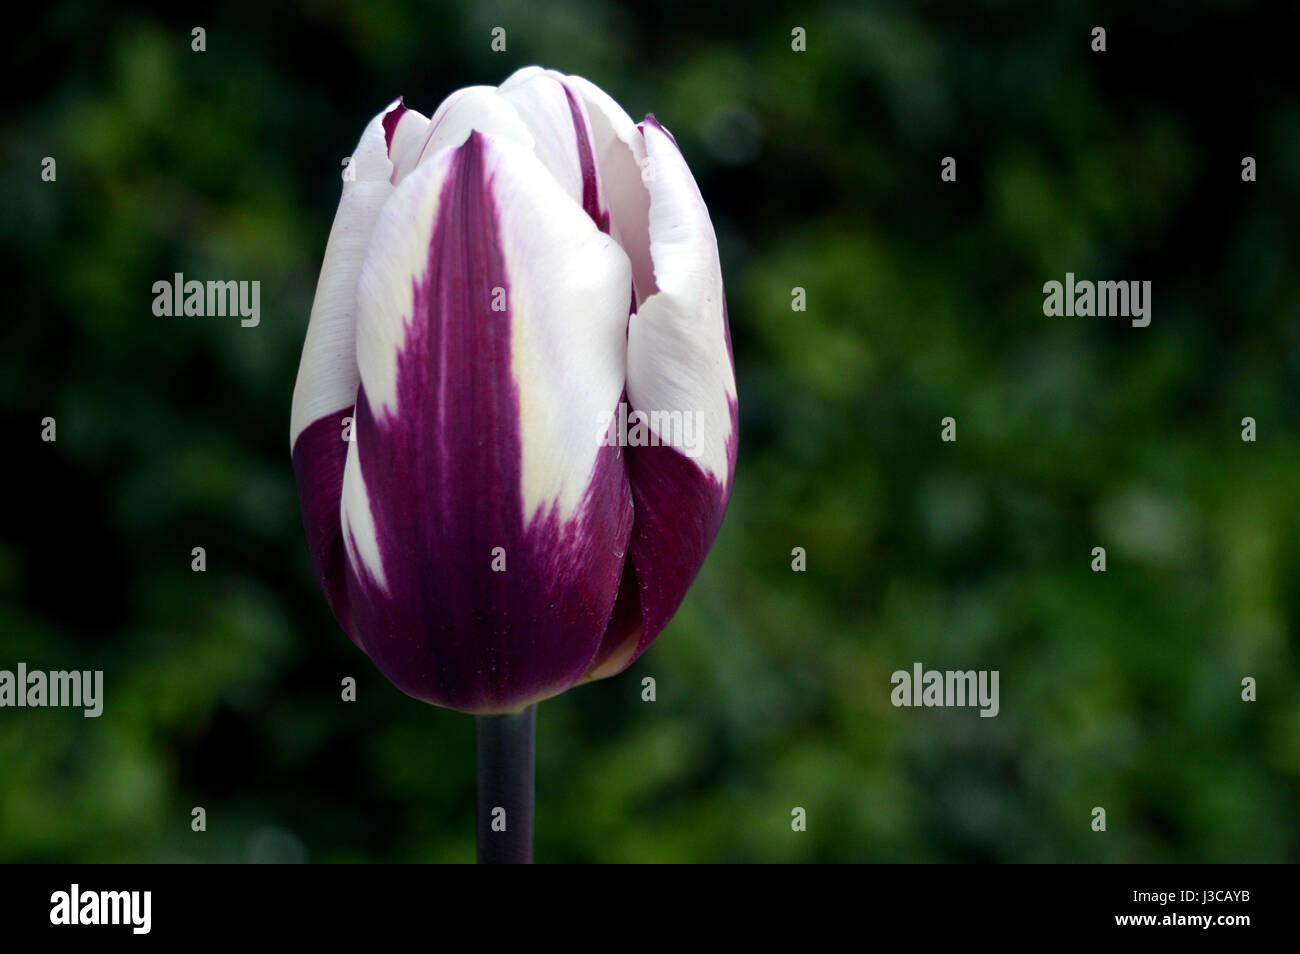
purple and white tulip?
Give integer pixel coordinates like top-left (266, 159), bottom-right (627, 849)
top-left (290, 68), bottom-right (737, 714)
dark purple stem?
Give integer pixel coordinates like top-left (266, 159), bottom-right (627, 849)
top-left (475, 704), bottom-right (536, 863)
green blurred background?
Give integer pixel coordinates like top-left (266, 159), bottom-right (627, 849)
top-left (3, 0), bottom-right (1298, 862)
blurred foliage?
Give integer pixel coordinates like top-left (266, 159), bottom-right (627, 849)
top-left (2, 0), bottom-right (1299, 862)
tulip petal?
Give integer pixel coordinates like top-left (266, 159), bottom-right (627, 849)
top-left (626, 118), bottom-right (737, 486)
top-left (585, 117), bottom-right (738, 679)
top-left (413, 86), bottom-right (534, 168)
top-left (291, 100), bottom-right (405, 448)
top-left (290, 98), bottom-right (412, 638)
top-left (562, 74), bottom-right (655, 305)
top-left (292, 408), bottom-right (357, 638)
top-left (341, 131), bottom-right (635, 713)
top-left (383, 100), bottom-right (431, 185)
top-left (497, 67), bottom-right (610, 231)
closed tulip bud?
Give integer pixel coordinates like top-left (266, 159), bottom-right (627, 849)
top-left (291, 67), bottom-right (737, 715)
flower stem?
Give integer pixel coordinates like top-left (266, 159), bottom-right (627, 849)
top-left (475, 704), bottom-right (536, 863)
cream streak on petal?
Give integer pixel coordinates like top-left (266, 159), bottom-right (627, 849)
top-left (488, 136), bottom-right (630, 522)
top-left (351, 152), bottom-right (452, 420)
top-left (340, 434), bottom-right (389, 591)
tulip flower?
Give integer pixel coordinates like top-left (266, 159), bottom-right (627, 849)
top-left (290, 67), bottom-right (737, 861)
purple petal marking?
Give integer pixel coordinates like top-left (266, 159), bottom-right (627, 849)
top-left (381, 99), bottom-right (407, 152)
top-left (588, 392), bottom-right (738, 676)
top-left (562, 84), bottom-right (611, 233)
top-left (345, 133), bottom-right (633, 713)
top-left (642, 113), bottom-right (678, 149)
top-left (292, 407), bottom-right (359, 645)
